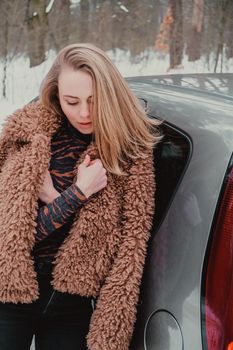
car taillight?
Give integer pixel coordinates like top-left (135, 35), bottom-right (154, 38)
top-left (202, 164), bottom-right (233, 350)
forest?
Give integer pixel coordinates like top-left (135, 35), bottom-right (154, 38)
top-left (1, 0), bottom-right (233, 98)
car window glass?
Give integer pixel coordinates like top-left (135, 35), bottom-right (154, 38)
top-left (153, 122), bottom-right (191, 232)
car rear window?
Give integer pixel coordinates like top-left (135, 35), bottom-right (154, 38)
top-left (153, 122), bottom-right (191, 231)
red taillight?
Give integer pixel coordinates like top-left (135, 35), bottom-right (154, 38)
top-left (203, 166), bottom-right (233, 350)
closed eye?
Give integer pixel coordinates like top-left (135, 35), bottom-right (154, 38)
top-left (66, 101), bottom-right (78, 105)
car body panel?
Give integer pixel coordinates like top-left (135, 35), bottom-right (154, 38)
top-left (127, 77), bottom-right (233, 350)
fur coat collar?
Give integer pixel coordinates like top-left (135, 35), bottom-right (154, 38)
top-left (0, 101), bottom-right (155, 350)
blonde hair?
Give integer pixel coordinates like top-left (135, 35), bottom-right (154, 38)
top-left (40, 43), bottom-right (161, 175)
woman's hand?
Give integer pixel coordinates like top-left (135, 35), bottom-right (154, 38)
top-left (38, 170), bottom-right (60, 204)
top-left (76, 154), bottom-right (107, 198)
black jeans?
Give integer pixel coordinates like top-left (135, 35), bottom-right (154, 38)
top-left (0, 260), bottom-right (93, 350)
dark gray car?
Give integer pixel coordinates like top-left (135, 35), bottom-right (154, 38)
top-left (127, 74), bottom-right (233, 350)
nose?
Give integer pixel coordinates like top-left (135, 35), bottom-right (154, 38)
top-left (80, 102), bottom-right (90, 119)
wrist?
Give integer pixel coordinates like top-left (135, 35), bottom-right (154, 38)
top-left (46, 188), bottom-right (60, 204)
top-left (75, 181), bottom-right (90, 199)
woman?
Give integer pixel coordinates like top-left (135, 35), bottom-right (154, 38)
top-left (0, 43), bottom-right (160, 350)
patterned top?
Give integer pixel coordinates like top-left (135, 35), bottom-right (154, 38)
top-left (32, 118), bottom-right (93, 263)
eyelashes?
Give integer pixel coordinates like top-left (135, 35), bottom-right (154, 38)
top-left (65, 100), bottom-right (93, 106)
top-left (66, 102), bottom-right (78, 105)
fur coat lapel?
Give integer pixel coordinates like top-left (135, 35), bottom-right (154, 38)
top-left (0, 102), bottom-right (60, 302)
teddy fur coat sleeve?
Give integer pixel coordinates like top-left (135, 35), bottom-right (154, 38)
top-left (87, 149), bottom-right (155, 350)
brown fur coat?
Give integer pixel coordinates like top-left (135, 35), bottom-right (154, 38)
top-left (0, 101), bottom-right (155, 350)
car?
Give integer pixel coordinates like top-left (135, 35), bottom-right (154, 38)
top-left (126, 73), bottom-right (233, 350)
top-left (27, 73), bottom-right (233, 350)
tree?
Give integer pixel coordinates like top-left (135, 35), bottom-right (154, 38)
top-left (186, 0), bottom-right (204, 61)
top-left (25, 0), bottom-right (50, 67)
top-left (214, 0), bottom-right (232, 72)
top-left (0, 0), bottom-right (26, 98)
top-left (155, 5), bottom-right (173, 54)
top-left (48, 0), bottom-right (71, 51)
top-left (169, 0), bottom-right (183, 69)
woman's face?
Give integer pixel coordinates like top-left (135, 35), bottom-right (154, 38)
top-left (58, 67), bottom-right (94, 134)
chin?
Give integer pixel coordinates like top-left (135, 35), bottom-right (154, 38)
top-left (80, 129), bottom-right (93, 134)
top-left (76, 126), bottom-right (93, 134)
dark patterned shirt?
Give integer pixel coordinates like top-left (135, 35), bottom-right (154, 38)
top-left (32, 118), bottom-right (93, 263)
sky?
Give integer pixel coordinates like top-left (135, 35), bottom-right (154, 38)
top-left (1, 48), bottom-right (233, 123)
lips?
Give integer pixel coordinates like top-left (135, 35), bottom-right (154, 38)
top-left (78, 122), bottom-right (92, 129)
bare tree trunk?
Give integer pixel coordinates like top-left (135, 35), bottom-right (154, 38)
top-left (26, 0), bottom-right (48, 67)
top-left (214, 0), bottom-right (230, 73)
top-left (187, 0), bottom-right (204, 61)
top-left (79, 0), bottom-right (90, 42)
top-left (2, 15), bottom-right (9, 98)
top-left (169, 0), bottom-right (183, 69)
top-left (49, 0), bottom-right (70, 50)
top-left (2, 1), bottom-right (12, 99)
top-left (225, 0), bottom-right (233, 59)
top-left (155, 6), bottom-right (173, 54)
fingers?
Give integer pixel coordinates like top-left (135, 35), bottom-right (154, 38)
top-left (82, 154), bottom-right (91, 167)
top-left (81, 155), bottom-right (102, 168)
top-left (83, 158), bottom-right (105, 174)
top-left (76, 156), bottom-right (107, 198)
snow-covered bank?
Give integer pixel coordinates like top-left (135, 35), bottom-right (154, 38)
top-left (1, 48), bottom-right (233, 122)
top-left (0, 51), bottom-right (57, 121)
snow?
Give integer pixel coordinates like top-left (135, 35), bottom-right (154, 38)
top-left (0, 50), bottom-right (57, 123)
top-left (119, 4), bottom-right (129, 13)
top-left (1, 48), bottom-right (233, 125)
top-left (46, 0), bottom-right (55, 14)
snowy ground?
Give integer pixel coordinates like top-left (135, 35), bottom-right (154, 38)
top-left (0, 48), bottom-right (233, 124)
